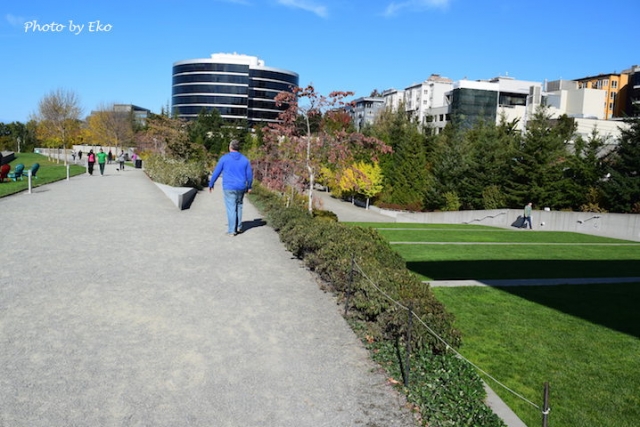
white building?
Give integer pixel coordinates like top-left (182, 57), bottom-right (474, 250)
top-left (403, 74), bottom-right (453, 125)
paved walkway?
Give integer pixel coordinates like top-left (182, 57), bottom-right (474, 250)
top-left (0, 164), bottom-right (417, 426)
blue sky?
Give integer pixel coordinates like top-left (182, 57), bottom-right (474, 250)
top-left (2, 0), bottom-right (638, 123)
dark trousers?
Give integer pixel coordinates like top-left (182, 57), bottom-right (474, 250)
top-left (88, 162), bottom-right (95, 175)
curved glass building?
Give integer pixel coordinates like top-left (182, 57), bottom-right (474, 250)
top-left (172, 53), bottom-right (299, 126)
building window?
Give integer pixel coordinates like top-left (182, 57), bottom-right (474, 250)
top-left (611, 80), bottom-right (618, 89)
top-left (609, 102), bottom-right (614, 110)
top-left (603, 79), bottom-right (609, 87)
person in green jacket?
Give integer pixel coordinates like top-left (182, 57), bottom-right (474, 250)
top-left (96, 148), bottom-right (108, 176)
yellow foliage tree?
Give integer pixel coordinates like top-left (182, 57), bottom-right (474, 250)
top-left (338, 161), bottom-right (384, 209)
top-left (86, 104), bottom-right (134, 153)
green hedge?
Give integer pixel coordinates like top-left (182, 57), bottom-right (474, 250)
top-left (249, 183), bottom-right (506, 427)
top-left (143, 154), bottom-right (209, 189)
top-left (251, 184), bottom-right (461, 352)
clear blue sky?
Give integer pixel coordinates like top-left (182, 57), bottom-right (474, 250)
top-left (2, 0), bottom-right (638, 123)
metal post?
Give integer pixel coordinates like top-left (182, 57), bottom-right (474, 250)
top-left (27, 170), bottom-right (32, 194)
top-left (344, 255), bottom-right (355, 317)
top-left (542, 382), bottom-right (550, 427)
top-left (404, 303), bottom-right (413, 387)
top-left (66, 164), bottom-right (70, 181)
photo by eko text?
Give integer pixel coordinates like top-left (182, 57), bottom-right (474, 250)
top-left (24, 20), bottom-right (112, 35)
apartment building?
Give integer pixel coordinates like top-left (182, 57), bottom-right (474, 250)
top-left (403, 74), bottom-right (453, 125)
top-left (573, 72), bottom-right (628, 119)
top-left (350, 96), bottom-right (385, 131)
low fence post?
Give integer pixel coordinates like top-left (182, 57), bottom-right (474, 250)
top-left (403, 303), bottom-right (413, 387)
top-left (542, 382), bottom-right (550, 427)
top-left (27, 169), bottom-right (32, 194)
top-left (344, 255), bottom-right (355, 317)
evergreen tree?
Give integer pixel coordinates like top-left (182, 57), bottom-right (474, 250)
top-left (188, 108), bottom-right (226, 155)
top-left (457, 116), bottom-right (520, 209)
top-left (601, 118), bottom-right (640, 213)
top-left (371, 107), bottom-right (429, 211)
top-left (425, 123), bottom-right (471, 211)
top-left (558, 127), bottom-right (608, 210)
top-left (505, 106), bottom-right (573, 209)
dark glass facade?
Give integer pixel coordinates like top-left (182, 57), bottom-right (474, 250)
top-left (172, 55), bottom-right (298, 126)
top-left (450, 88), bottom-right (498, 127)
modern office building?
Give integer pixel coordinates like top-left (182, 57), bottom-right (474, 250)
top-left (113, 104), bottom-right (150, 126)
top-left (171, 53), bottom-right (299, 126)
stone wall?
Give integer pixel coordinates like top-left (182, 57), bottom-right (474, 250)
top-left (369, 206), bottom-right (640, 242)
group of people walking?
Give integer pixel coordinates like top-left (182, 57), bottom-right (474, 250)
top-left (85, 148), bottom-right (129, 176)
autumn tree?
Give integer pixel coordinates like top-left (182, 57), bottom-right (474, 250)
top-left (86, 103), bottom-right (134, 154)
top-left (33, 88), bottom-right (83, 165)
top-left (261, 85), bottom-right (391, 213)
top-left (136, 113), bottom-right (204, 160)
top-left (338, 161), bottom-right (384, 209)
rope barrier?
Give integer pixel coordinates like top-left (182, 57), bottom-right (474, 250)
top-left (353, 260), bottom-right (542, 411)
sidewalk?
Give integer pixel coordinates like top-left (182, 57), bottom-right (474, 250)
top-left (0, 163), bottom-right (417, 426)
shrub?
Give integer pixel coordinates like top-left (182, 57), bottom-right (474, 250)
top-left (370, 340), bottom-right (507, 427)
top-left (144, 153), bottom-right (208, 189)
top-left (482, 185), bottom-right (507, 210)
top-left (441, 191), bottom-right (461, 211)
top-left (249, 183), bottom-right (460, 353)
top-left (246, 183), bottom-right (515, 426)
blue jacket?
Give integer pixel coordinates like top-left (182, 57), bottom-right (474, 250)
top-left (208, 151), bottom-right (253, 191)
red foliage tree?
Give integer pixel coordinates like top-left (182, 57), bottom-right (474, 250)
top-left (258, 85), bottom-right (392, 213)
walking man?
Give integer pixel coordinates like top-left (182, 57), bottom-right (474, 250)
top-left (97, 148), bottom-right (107, 176)
top-left (523, 202), bottom-right (533, 229)
top-left (208, 139), bottom-right (253, 236)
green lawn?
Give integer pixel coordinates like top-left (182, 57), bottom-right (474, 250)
top-left (433, 284), bottom-right (640, 427)
top-left (352, 223), bottom-right (640, 281)
top-left (349, 222), bottom-right (640, 427)
top-left (0, 153), bottom-right (86, 198)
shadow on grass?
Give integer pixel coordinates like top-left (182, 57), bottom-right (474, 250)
top-left (498, 283), bottom-right (640, 339)
top-left (408, 259), bottom-right (640, 281)
top-left (415, 260), bottom-right (640, 338)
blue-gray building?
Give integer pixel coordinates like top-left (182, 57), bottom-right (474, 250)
top-left (172, 53), bottom-right (298, 126)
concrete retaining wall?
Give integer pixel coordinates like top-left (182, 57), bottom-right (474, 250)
top-left (368, 206), bottom-right (640, 242)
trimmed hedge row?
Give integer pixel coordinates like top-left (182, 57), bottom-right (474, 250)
top-left (249, 184), bottom-right (507, 427)
top-left (250, 184), bottom-right (460, 353)
top-left (143, 154), bottom-right (208, 189)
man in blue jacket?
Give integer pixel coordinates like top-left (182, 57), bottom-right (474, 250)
top-left (209, 139), bottom-right (253, 236)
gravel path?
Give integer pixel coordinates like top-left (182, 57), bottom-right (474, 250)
top-left (0, 163), bottom-right (417, 426)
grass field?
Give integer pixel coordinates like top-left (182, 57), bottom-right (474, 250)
top-left (356, 223), bottom-right (640, 281)
top-left (0, 153), bottom-right (86, 198)
top-left (349, 222), bottom-right (640, 427)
